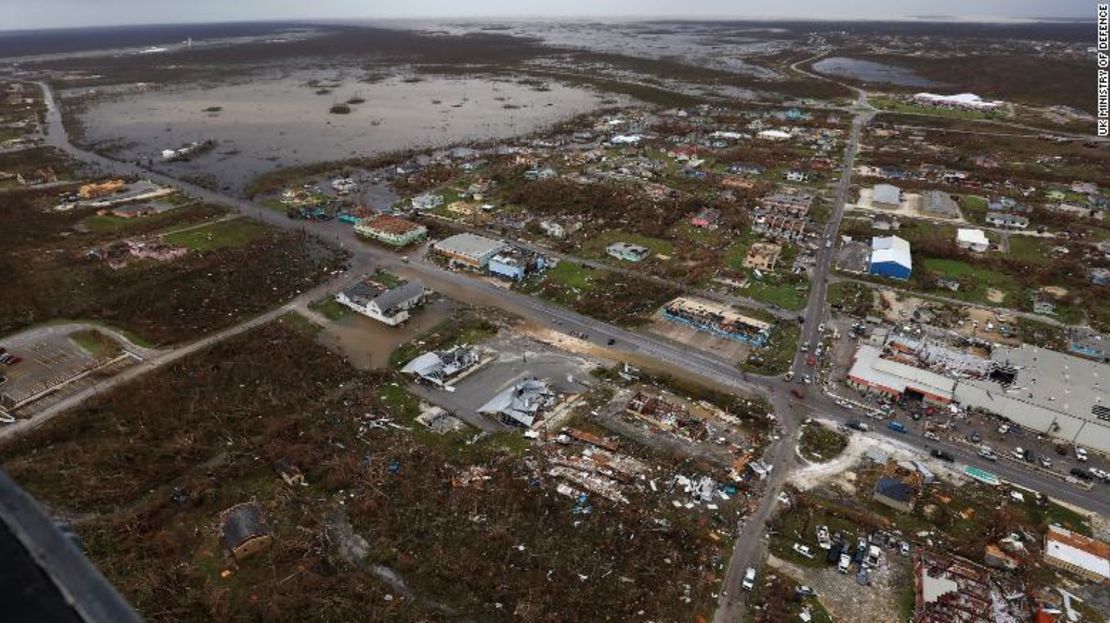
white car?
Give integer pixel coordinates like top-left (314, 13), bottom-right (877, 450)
top-left (837, 553), bottom-right (851, 573)
top-left (818, 323), bottom-right (826, 333)
top-left (1090, 467), bottom-right (1109, 482)
top-left (742, 567), bottom-right (756, 591)
top-left (1011, 447), bottom-right (1025, 461)
top-left (923, 431), bottom-right (940, 441)
top-left (1075, 447), bottom-right (1089, 462)
top-left (792, 543), bottom-right (816, 559)
top-left (816, 525), bottom-right (832, 550)
top-left (998, 424), bottom-right (1010, 434)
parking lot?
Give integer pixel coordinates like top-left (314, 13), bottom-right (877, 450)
top-left (1, 324), bottom-right (140, 417)
top-left (405, 331), bottom-right (597, 431)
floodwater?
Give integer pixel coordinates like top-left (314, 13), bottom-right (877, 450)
top-left (316, 295), bottom-right (458, 370)
top-left (811, 57), bottom-right (938, 87)
top-left (75, 71), bottom-right (613, 194)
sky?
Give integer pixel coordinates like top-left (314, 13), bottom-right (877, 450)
top-left (0, 0), bottom-right (1096, 30)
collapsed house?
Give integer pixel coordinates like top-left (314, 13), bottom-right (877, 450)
top-left (913, 550), bottom-right (1023, 623)
top-left (400, 345), bottom-right (486, 387)
top-left (478, 378), bottom-right (558, 428)
top-left (218, 503), bottom-right (273, 563)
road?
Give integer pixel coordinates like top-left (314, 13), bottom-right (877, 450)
top-left (28, 80), bottom-right (1110, 622)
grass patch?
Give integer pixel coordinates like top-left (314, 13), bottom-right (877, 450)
top-left (740, 322), bottom-right (799, 377)
top-left (798, 422), bottom-right (848, 463)
top-left (308, 296), bottom-right (349, 321)
top-left (583, 229), bottom-right (675, 260)
top-left (276, 311), bottom-right (321, 337)
top-left (68, 329), bottom-right (122, 358)
top-left (163, 218), bottom-right (268, 252)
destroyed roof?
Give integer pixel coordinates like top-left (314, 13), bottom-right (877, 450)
top-left (478, 379), bottom-right (555, 427)
top-left (343, 280), bottom-right (424, 313)
top-left (219, 503), bottom-right (271, 551)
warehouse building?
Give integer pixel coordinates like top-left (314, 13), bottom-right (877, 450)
top-left (870, 236), bottom-right (913, 280)
top-left (847, 344), bottom-right (956, 405)
top-left (431, 233), bottom-right (508, 269)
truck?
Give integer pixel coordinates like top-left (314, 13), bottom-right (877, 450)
top-left (888, 421), bottom-right (907, 433)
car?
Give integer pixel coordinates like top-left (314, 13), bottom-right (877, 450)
top-left (0, 354), bottom-right (11, 365)
top-left (1069, 467), bottom-right (1093, 481)
top-left (0, 375), bottom-right (6, 385)
top-left (923, 431), bottom-right (940, 441)
top-left (1075, 447), bottom-right (1089, 462)
top-left (802, 374), bottom-right (812, 385)
top-left (837, 553), bottom-right (852, 573)
top-left (606, 338), bottom-right (616, 346)
top-left (795, 585), bottom-right (817, 597)
top-left (800, 343), bottom-right (809, 353)
top-left (6, 356), bottom-right (19, 365)
top-left (806, 354), bottom-right (816, 366)
top-left (1090, 468), bottom-right (1110, 482)
top-left (998, 424), bottom-right (1010, 434)
top-left (848, 420), bottom-right (870, 432)
top-left (742, 567), bottom-right (756, 591)
top-left (792, 543), bottom-right (816, 559)
top-left (929, 448), bottom-right (954, 462)
top-left (1038, 454), bottom-right (1053, 468)
top-left (865, 544), bottom-right (882, 568)
top-left (968, 431), bottom-right (982, 443)
top-left (978, 445), bottom-right (997, 461)
top-left (888, 421), bottom-right (906, 433)
top-left (899, 542), bottom-right (911, 557)
top-left (1011, 447), bottom-right (1026, 461)
top-left (816, 525), bottom-right (832, 549)
top-left (784, 371), bottom-right (795, 381)
top-left (818, 323), bottom-right (826, 333)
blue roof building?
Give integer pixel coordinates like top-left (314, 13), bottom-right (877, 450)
top-left (869, 236), bottom-right (912, 280)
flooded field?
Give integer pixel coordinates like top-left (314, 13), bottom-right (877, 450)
top-left (811, 56), bottom-right (939, 87)
top-left (316, 295), bottom-right (459, 370)
top-left (73, 70), bottom-right (614, 193)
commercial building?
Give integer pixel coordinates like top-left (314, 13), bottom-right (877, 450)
top-left (335, 279), bottom-right (425, 326)
top-left (956, 228), bottom-right (990, 253)
top-left (847, 344), bottom-right (956, 405)
top-left (661, 297), bottom-right (771, 347)
top-left (1043, 525), bottom-right (1110, 582)
top-left (954, 345), bottom-right (1110, 453)
top-left (354, 215), bottom-right (428, 247)
top-left (488, 247), bottom-right (549, 281)
top-left (431, 233), bottom-right (508, 269)
top-left (912, 92), bottom-right (1004, 111)
top-left (606, 242), bottom-right (650, 262)
top-left (872, 184), bottom-right (902, 210)
top-left (870, 236), bottom-right (913, 280)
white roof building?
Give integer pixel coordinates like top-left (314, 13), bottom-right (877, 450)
top-left (757, 129), bottom-right (792, 141)
top-left (872, 183), bottom-right (902, 208)
top-left (913, 93), bottom-right (1004, 111)
top-left (1044, 525), bottom-right (1110, 582)
top-left (956, 228), bottom-right (990, 252)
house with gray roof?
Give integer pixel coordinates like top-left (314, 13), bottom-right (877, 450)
top-left (336, 279), bottom-right (425, 326)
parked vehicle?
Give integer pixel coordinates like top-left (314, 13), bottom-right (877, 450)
top-left (806, 354), bottom-right (816, 366)
top-left (795, 585), bottom-right (817, 597)
top-left (784, 371), bottom-right (795, 381)
top-left (865, 544), bottom-right (881, 568)
top-left (816, 525), bottom-right (831, 550)
top-left (998, 424), bottom-right (1010, 434)
top-left (1075, 447), bottom-right (1089, 462)
top-left (899, 542), bottom-right (911, 557)
top-left (929, 449), bottom-right (955, 462)
top-left (742, 567), bottom-right (756, 591)
top-left (848, 420), bottom-right (870, 432)
top-left (888, 421), bottom-right (907, 433)
top-left (1011, 447), bottom-right (1026, 461)
top-left (968, 431), bottom-right (982, 443)
top-left (606, 338), bottom-right (616, 346)
top-left (837, 553), bottom-right (852, 573)
top-left (1038, 454), bottom-right (1053, 468)
top-left (1070, 468), bottom-right (1093, 481)
top-left (978, 445), bottom-right (998, 461)
top-left (792, 543), bottom-right (816, 559)
top-left (923, 431), bottom-right (940, 441)
top-left (1089, 468), bottom-right (1109, 482)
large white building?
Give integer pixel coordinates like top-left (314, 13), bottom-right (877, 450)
top-left (956, 228), bottom-right (990, 253)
